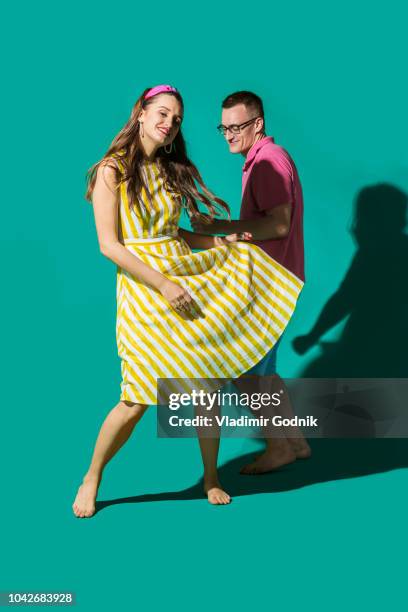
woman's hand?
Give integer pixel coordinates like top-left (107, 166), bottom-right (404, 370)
top-left (220, 232), bottom-right (252, 244)
top-left (158, 278), bottom-right (193, 313)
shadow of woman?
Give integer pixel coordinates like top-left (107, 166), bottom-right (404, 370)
top-left (94, 438), bottom-right (408, 512)
top-left (293, 183), bottom-right (408, 377)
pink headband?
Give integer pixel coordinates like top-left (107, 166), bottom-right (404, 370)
top-left (144, 84), bottom-right (179, 101)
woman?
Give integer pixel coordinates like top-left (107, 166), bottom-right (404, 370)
top-left (72, 84), bottom-right (304, 517)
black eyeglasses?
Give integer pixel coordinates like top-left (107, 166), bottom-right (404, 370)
top-left (217, 117), bottom-right (260, 135)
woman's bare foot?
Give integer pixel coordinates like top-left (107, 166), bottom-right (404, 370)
top-left (204, 479), bottom-right (231, 505)
top-left (241, 440), bottom-right (296, 474)
top-left (72, 473), bottom-right (101, 518)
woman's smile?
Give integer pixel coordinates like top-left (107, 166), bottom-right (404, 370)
top-left (157, 126), bottom-right (170, 138)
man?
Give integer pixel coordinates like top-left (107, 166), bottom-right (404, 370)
top-left (192, 91), bottom-right (310, 474)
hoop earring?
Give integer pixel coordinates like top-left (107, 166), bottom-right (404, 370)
top-left (164, 142), bottom-right (172, 154)
top-left (139, 122), bottom-right (144, 138)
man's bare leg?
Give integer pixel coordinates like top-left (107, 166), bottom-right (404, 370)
top-left (72, 401), bottom-right (148, 518)
top-left (236, 374), bottom-right (311, 474)
top-left (263, 374), bottom-right (311, 457)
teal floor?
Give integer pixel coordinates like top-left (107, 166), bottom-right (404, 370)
top-left (3, 401), bottom-right (407, 610)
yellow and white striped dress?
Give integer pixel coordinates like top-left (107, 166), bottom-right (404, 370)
top-left (112, 155), bottom-right (304, 405)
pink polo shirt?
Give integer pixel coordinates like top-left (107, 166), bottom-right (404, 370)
top-left (241, 136), bottom-right (305, 282)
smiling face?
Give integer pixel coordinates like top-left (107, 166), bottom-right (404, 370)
top-left (139, 93), bottom-right (183, 151)
top-left (221, 103), bottom-right (264, 156)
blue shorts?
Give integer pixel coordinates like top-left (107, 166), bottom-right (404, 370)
top-left (245, 337), bottom-right (281, 376)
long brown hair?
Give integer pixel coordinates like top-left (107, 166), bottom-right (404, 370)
top-left (85, 87), bottom-right (230, 223)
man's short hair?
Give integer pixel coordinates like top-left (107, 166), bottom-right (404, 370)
top-left (222, 91), bottom-right (265, 126)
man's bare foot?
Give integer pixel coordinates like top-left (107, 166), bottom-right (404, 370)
top-left (204, 479), bottom-right (231, 505)
top-left (288, 437), bottom-right (312, 459)
top-left (255, 438), bottom-right (312, 461)
top-left (72, 474), bottom-right (101, 518)
top-left (241, 443), bottom-right (296, 474)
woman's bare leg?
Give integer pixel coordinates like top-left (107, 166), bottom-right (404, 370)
top-left (198, 437), bottom-right (231, 505)
top-left (72, 400), bottom-right (148, 518)
top-left (195, 400), bottom-right (231, 505)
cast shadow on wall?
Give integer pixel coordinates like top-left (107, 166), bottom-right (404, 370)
top-left (94, 184), bottom-right (408, 513)
top-left (292, 182), bottom-right (408, 377)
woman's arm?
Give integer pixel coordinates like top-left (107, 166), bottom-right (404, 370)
top-left (92, 163), bottom-right (171, 292)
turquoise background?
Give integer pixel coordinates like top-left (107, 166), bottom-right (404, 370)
top-left (2, 0), bottom-right (408, 610)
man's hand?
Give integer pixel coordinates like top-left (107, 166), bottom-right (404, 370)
top-left (292, 334), bottom-right (316, 355)
top-left (225, 231), bottom-right (252, 243)
top-left (214, 232), bottom-right (252, 246)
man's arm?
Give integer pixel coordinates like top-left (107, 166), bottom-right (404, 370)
top-left (179, 227), bottom-right (252, 247)
top-left (179, 227), bottom-right (218, 249)
top-left (191, 203), bottom-right (292, 240)
top-left (192, 156), bottom-right (294, 239)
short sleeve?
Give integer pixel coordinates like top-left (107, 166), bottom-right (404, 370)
top-left (252, 156), bottom-right (294, 212)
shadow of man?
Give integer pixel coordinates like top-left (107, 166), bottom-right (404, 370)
top-left (294, 183), bottom-right (408, 377)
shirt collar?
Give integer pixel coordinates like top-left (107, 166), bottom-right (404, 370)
top-left (243, 136), bottom-right (275, 172)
